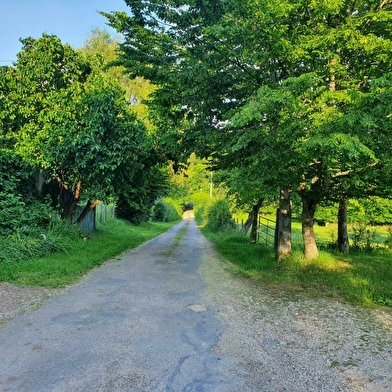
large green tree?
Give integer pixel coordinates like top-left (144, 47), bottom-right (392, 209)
top-left (79, 29), bottom-right (170, 223)
top-left (105, 0), bottom-right (392, 257)
top-left (0, 33), bottom-right (162, 224)
top-left (79, 28), bottom-right (156, 126)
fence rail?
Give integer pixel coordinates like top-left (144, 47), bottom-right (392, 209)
top-left (257, 215), bottom-right (276, 248)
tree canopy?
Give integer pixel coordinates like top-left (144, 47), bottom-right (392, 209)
top-left (105, 0), bottom-right (392, 257)
top-left (0, 33), bottom-right (167, 225)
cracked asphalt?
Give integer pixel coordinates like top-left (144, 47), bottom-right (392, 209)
top-left (1, 219), bottom-right (391, 391)
top-left (0, 220), bottom-right (238, 391)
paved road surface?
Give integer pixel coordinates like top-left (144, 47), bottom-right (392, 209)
top-left (0, 220), bottom-right (237, 391)
top-left (1, 219), bottom-right (391, 391)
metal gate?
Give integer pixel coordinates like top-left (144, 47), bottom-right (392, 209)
top-left (257, 216), bottom-right (276, 248)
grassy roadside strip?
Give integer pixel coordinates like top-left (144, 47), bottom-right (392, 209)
top-left (201, 227), bottom-right (392, 308)
top-left (0, 219), bottom-right (178, 288)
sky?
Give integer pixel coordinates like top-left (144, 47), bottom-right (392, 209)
top-left (0, 0), bottom-right (130, 65)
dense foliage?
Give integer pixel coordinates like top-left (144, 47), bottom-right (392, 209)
top-left (0, 33), bottom-right (168, 235)
top-left (105, 0), bottom-right (392, 258)
top-left (151, 200), bottom-right (181, 222)
top-left (0, 149), bottom-right (52, 234)
top-left (205, 199), bottom-right (236, 232)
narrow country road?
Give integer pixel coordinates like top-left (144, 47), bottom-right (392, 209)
top-left (0, 219), bottom-right (391, 391)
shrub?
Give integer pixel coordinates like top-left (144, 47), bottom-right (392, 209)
top-left (195, 204), bottom-right (207, 226)
top-left (351, 224), bottom-right (376, 250)
top-left (152, 200), bottom-right (181, 222)
top-left (206, 199), bottom-right (236, 232)
top-left (186, 192), bottom-right (212, 225)
top-left (0, 218), bottom-right (81, 264)
top-left (0, 149), bottom-right (51, 234)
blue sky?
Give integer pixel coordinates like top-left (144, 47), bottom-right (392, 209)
top-left (0, 0), bottom-right (130, 65)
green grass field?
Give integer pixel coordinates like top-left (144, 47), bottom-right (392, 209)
top-left (234, 213), bottom-right (391, 249)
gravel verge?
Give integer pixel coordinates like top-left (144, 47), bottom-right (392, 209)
top-left (199, 241), bottom-right (392, 391)
top-left (0, 282), bottom-right (61, 324)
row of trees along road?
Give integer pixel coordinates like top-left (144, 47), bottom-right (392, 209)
top-left (0, 31), bottom-right (169, 226)
top-left (104, 0), bottom-right (392, 259)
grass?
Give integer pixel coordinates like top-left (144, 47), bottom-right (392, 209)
top-left (0, 219), bottom-right (176, 288)
top-left (161, 225), bottom-right (188, 257)
top-left (234, 213), bottom-right (391, 248)
top-left (201, 226), bottom-right (392, 308)
top-left (173, 225), bottom-right (188, 248)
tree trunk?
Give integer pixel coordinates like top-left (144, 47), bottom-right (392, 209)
top-left (337, 195), bottom-right (349, 253)
top-left (35, 170), bottom-right (47, 197)
top-left (76, 199), bottom-right (101, 225)
top-left (249, 199), bottom-right (263, 242)
top-left (243, 212), bottom-right (253, 235)
top-left (59, 180), bottom-right (81, 220)
top-left (301, 194), bottom-right (319, 260)
top-left (276, 186), bottom-right (292, 261)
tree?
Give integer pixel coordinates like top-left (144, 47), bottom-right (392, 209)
top-left (0, 34), bottom-right (161, 224)
top-left (105, 0), bottom-right (392, 258)
top-left (79, 29), bottom-right (170, 223)
top-left (79, 28), bottom-right (156, 128)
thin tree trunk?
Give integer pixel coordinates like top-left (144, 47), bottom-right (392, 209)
top-left (243, 212), bottom-right (253, 235)
top-left (250, 199), bottom-right (263, 242)
top-left (76, 199), bottom-right (101, 225)
top-left (243, 199), bottom-right (263, 237)
top-left (59, 180), bottom-right (81, 220)
top-left (338, 195), bottom-right (349, 253)
top-left (301, 194), bottom-right (319, 260)
top-left (276, 186), bottom-right (292, 261)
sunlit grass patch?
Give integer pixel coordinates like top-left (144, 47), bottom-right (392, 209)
top-left (202, 226), bottom-right (392, 308)
top-left (307, 253), bottom-right (353, 272)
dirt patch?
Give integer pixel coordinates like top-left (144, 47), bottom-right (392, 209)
top-left (0, 282), bottom-right (60, 324)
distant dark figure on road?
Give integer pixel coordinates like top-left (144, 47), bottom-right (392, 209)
top-left (184, 201), bottom-right (194, 211)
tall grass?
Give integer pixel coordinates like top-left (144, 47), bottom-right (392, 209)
top-left (0, 219), bottom-right (174, 288)
top-left (0, 221), bottom-right (81, 264)
top-left (202, 227), bottom-right (392, 308)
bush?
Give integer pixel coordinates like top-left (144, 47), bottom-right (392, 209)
top-left (195, 204), bottom-right (207, 226)
top-left (116, 195), bottom-right (153, 225)
top-left (185, 192), bottom-right (212, 226)
top-left (152, 200), bottom-right (181, 222)
top-left (0, 149), bottom-right (51, 234)
top-left (206, 199), bottom-right (236, 232)
top-left (0, 218), bottom-right (81, 264)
